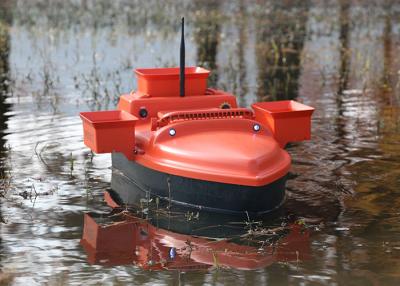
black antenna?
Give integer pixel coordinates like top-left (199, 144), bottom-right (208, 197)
top-left (180, 17), bottom-right (185, 97)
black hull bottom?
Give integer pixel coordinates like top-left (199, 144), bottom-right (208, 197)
top-left (110, 152), bottom-right (287, 215)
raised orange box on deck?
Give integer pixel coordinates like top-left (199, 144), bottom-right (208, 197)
top-left (252, 100), bottom-right (314, 147)
top-left (80, 110), bottom-right (138, 159)
top-left (135, 67), bottom-right (210, 97)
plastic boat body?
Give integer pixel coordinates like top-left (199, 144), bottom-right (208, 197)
top-left (80, 67), bottom-right (314, 215)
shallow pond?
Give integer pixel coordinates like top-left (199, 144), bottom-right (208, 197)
top-left (1, 0), bottom-right (400, 285)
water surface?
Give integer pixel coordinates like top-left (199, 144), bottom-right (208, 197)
top-left (1, 0), bottom-right (400, 285)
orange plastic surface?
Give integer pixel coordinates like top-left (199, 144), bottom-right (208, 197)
top-left (156, 108), bottom-right (254, 128)
top-left (134, 118), bottom-right (291, 186)
top-left (135, 67), bottom-right (210, 97)
top-left (80, 110), bottom-right (138, 160)
top-left (252, 100), bottom-right (314, 147)
top-left (118, 91), bottom-right (238, 120)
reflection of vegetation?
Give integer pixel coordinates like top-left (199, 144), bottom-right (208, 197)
top-left (0, 0), bottom-right (12, 179)
top-left (0, 0), bottom-right (12, 271)
top-left (13, 1), bottom-right (186, 33)
top-left (334, 0), bottom-right (350, 139)
top-left (193, 0), bottom-right (221, 87)
top-left (76, 53), bottom-right (124, 111)
top-left (380, 7), bottom-right (399, 105)
top-left (236, 0), bottom-right (248, 102)
top-left (382, 15), bottom-right (392, 93)
top-left (338, 0), bottom-right (350, 96)
top-left (255, 0), bottom-right (309, 101)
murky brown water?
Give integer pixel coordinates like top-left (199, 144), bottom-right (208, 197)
top-left (1, 0), bottom-right (400, 285)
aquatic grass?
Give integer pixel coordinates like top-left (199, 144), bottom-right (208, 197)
top-left (34, 142), bottom-right (50, 168)
top-left (69, 152), bottom-right (74, 177)
top-left (0, 145), bottom-right (13, 198)
top-left (12, 180), bottom-right (57, 204)
top-left (78, 57), bottom-right (127, 110)
top-left (184, 211), bottom-right (199, 221)
top-left (212, 251), bottom-right (220, 269)
top-left (0, 141), bottom-right (63, 201)
top-left (83, 157), bottom-right (94, 199)
top-left (0, 170), bottom-right (12, 198)
top-left (167, 177), bottom-right (171, 210)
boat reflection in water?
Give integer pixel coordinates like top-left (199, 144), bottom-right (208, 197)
top-left (81, 191), bottom-right (311, 271)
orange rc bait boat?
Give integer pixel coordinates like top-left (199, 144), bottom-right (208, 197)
top-left (80, 18), bottom-right (314, 215)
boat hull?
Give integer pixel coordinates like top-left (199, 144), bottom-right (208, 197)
top-left (111, 152), bottom-right (287, 215)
